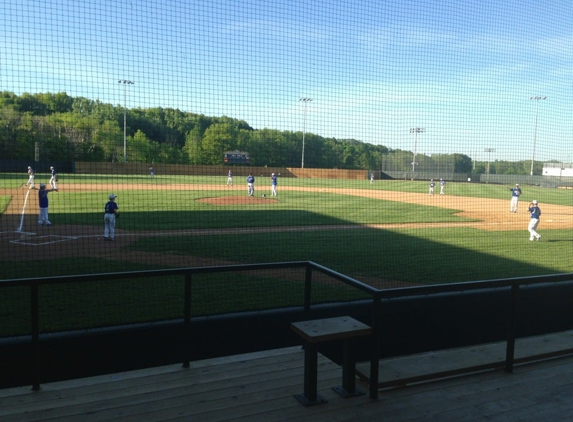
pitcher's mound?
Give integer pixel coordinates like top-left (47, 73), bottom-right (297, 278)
top-left (198, 196), bottom-right (277, 205)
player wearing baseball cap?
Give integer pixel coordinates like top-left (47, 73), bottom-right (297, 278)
top-left (528, 200), bottom-right (541, 241)
top-left (37, 183), bottom-right (57, 226)
top-left (49, 166), bottom-right (58, 189)
top-left (508, 183), bottom-right (522, 213)
top-left (104, 194), bottom-right (119, 241)
top-left (25, 166), bottom-right (35, 189)
top-left (270, 173), bottom-right (278, 196)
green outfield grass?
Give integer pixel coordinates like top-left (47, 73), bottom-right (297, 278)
top-left (128, 227), bottom-right (573, 284)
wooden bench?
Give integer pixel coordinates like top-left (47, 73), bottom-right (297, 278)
top-left (290, 316), bottom-right (372, 406)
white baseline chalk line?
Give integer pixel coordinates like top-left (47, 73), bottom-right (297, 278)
top-left (16, 189), bottom-right (31, 233)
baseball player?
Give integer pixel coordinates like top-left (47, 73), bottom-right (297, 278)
top-left (508, 183), bottom-right (522, 213)
top-left (246, 173), bottom-right (255, 196)
top-left (270, 173), bottom-right (278, 196)
top-left (439, 178), bottom-right (446, 195)
top-left (104, 194), bottom-right (119, 241)
top-left (527, 200), bottom-right (541, 241)
top-left (149, 166), bottom-right (155, 178)
top-left (370, 173), bottom-right (374, 184)
top-left (227, 170), bottom-right (233, 186)
top-left (25, 166), bottom-right (35, 188)
top-left (429, 179), bottom-right (435, 196)
top-left (37, 183), bottom-right (57, 226)
top-left (49, 166), bottom-right (58, 189)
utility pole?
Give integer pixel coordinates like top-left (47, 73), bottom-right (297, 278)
top-left (299, 98), bottom-right (313, 168)
top-left (484, 148), bottom-right (495, 183)
top-left (118, 80), bottom-right (134, 162)
top-left (529, 96), bottom-right (546, 176)
top-left (410, 127), bottom-right (425, 178)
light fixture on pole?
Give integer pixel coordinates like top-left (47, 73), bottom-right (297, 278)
top-left (299, 98), bottom-right (313, 169)
top-left (529, 96), bottom-right (546, 176)
top-left (118, 80), bottom-right (134, 163)
top-left (410, 127), bottom-right (425, 176)
top-left (484, 148), bottom-right (496, 182)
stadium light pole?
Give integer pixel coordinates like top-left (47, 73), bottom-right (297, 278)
top-left (529, 96), bottom-right (546, 176)
top-left (118, 80), bottom-right (134, 163)
top-left (300, 98), bottom-right (313, 168)
top-left (484, 148), bottom-right (496, 183)
top-left (410, 127), bottom-right (425, 177)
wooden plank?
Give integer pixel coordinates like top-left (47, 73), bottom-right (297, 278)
top-left (4, 332), bottom-right (573, 422)
top-left (290, 316), bottom-right (372, 343)
top-left (356, 329), bottom-right (573, 389)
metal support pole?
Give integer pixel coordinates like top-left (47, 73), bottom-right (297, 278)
top-left (183, 273), bottom-right (192, 368)
top-left (505, 282), bottom-right (519, 373)
top-left (31, 284), bottom-right (41, 391)
top-left (303, 264), bottom-right (313, 318)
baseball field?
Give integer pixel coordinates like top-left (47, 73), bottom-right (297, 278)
top-left (1, 173), bottom-right (573, 282)
top-left (1, 172), bottom-right (572, 335)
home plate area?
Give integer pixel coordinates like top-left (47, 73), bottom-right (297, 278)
top-left (10, 234), bottom-right (79, 246)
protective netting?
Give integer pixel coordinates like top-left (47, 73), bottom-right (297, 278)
top-left (1, 1), bottom-right (573, 334)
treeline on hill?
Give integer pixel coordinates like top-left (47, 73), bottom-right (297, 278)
top-left (0, 91), bottom-right (534, 174)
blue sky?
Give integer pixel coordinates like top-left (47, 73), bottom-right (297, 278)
top-left (2, 0), bottom-right (573, 162)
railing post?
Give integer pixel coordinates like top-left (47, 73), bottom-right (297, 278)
top-left (505, 282), bottom-right (519, 373)
top-left (31, 284), bottom-right (41, 391)
top-left (369, 295), bottom-right (381, 399)
top-left (182, 273), bottom-right (192, 368)
top-left (303, 263), bottom-right (312, 318)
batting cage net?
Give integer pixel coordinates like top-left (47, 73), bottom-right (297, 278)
top-left (1, 1), bottom-right (573, 336)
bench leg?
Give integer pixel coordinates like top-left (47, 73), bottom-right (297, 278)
top-left (294, 342), bottom-right (327, 406)
top-left (332, 339), bottom-right (365, 398)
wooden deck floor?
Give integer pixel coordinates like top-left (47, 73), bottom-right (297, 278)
top-left (3, 334), bottom-right (573, 422)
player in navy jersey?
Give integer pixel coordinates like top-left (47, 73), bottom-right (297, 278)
top-left (246, 173), bottom-right (255, 196)
top-left (104, 194), bottom-right (119, 241)
top-left (508, 183), bottom-right (522, 212)
top-left (270, 173), bottom-right (278, 196)
top-left (439, 178), bottom-right (446, 195)
top-left (227, 170), bottom-right (233, 186)
top-left (37, 183), bottom-right (57, 225)
top-left (528, 200), bottom-right (541, 241)
top-left (429, 179), bottom-right (435, 196)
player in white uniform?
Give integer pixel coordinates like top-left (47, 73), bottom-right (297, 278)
top-left (49, 166), bottom-right (58, 189)
top-left (429, 179), bottom-right (435, 196)
top-left (439, 178), bottom-right (446, 195)
top-left (227, 170), bottom-right (233, 186)
top-left (25, 166), bottom-right (35, 188)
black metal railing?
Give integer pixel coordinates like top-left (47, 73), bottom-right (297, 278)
top-left (2, 262), bottom-right (573, 399)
